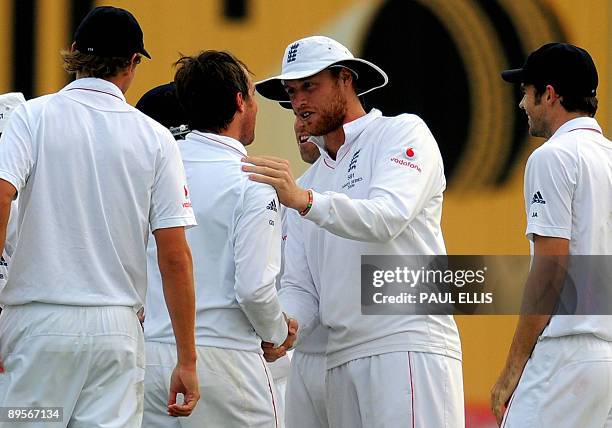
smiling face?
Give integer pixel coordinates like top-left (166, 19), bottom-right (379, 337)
top-left (283, 69), bottom-right (348, 136)
top-left (519, 83), bottom-right (549, 138)
top-left (293, 115), bottom-right (321, 165)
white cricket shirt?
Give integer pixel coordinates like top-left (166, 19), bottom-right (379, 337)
top-left (0, 78), bottom-right (195, 308)
top-left (144, 131), bottom-right (288, 352)
top-left (280, 169), bottom-right (328, 355)
top-left (280, 109), bottom-right (461, 368)
top-left (524, 116), bottom-right (612, 339)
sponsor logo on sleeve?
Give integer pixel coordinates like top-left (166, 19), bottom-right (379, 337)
top-left (182, 185), bottom-right (192, 208)
top-left (266, 199), bottom-right (278, 212)
top-left (389, 146), bottom-right (422, 172)
top-left (531, 191), bottom-right (546, 205)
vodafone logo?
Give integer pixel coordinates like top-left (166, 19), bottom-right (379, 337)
top-left (405, 147), bottom-right (415, 159)
top-left (390, 157), bottom-right (422, 173)
top-left (183, 185), bottom-right (192, 208)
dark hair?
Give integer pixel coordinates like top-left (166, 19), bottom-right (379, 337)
top-left (174, 50), bottom-right (251, 133)
top-left (61, 49), bottom-right (138, 78)
top-left (533, 82), bottom-right (598, 117)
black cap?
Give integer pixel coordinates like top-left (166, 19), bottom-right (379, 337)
top-left (136, 83), bottom-right (190, 140)
top-left (74, 6), bottom-right (151, 59)
top-left (501, 43), bottom-right (597, 97)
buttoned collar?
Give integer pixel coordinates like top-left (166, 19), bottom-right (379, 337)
top-left (61, 77), bottom-right (126, 103)
top-left (189, 130), bottom-right (248, 157)
top-left (550, 116), bottom-right (602, 140)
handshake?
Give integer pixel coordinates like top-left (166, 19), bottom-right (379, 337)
top-left (262, 315), bottom-right (299, 362)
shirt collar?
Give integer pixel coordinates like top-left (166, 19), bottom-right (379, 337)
top-left (61, 77), bottom-right (126, 102)
top-left (343, 108), bottom-right (382, 146)
top-left (550, 116), bottom-right (602, 140)
top-left (320, 109), bottom-right (382, 164)
top-left (189, 131), bottom-right (248, 157)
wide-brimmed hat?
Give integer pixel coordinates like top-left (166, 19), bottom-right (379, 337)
top-left (256, 36), bottom-right (388, 102)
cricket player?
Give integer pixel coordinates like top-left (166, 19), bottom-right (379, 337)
top-left (0, 6), bottom-right (199, 427)
top-left (248, 36), bottom-right (464, 427)
top-left (141, 50), bottom-right (296, 428)
top-left (0, 93), bottom-right (25, 292)
top-left (279, 115), bottom-right (329, 428)
top-left (492, 43), bottom-right (612, 427)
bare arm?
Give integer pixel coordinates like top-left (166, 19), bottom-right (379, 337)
top-left (153, 226), bottom-right (199, 416)
top-left (491, 235), bottom-right (569, 425)
top-left (0, 179), bottom-right (16, 374)
top-left (0, 179), bottom-right (16, 256)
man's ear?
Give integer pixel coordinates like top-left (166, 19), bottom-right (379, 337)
top-left (70, 41), bottom-right (77, 53)
top-left (130, 53), bottom-right (141, 70)
top-left (236, 91), bottom-right (245, 113)
top-left (545, 84), bottom-right (560, 104)
top-left (340, 68), bottom-right (353, 86)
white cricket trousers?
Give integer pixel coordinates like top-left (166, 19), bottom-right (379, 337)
top-left (326, 352), bottom-right (464, 428)
top-left (285, 351), bottom-right (328, 428)
top-left (502, 334), bottom-right (612, 428)
top-left (0, 303), bottom-right (145, 428)
top-left (268, 351), bottom-right (292, 425)
top-left (143, 341), bottom-right (281, 427)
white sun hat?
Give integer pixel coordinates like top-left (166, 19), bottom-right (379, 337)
top-left (0, 92), bottom-right (26, 133)
top-left (256, 36), bottom-right (388, 102)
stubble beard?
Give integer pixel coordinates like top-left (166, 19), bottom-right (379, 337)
top-left (307, 87), bottom-right (347, 136)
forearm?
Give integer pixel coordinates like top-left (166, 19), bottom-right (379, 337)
top-left (0, 180), bottom-right (16, 254)
top-left (239, 290), bottom-right (288, 347)
top-left (303, 191), bottom-right (411, 243)
top-left (159, 249), bottom-right (197, 365)
top-left (502, 315), bottom-right (550, 375)
top-left (278, 286), bottom-right (319, 343)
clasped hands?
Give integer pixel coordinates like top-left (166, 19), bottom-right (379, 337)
top-left (262, 315), bottom-right (298, 362)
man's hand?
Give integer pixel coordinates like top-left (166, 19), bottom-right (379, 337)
top-left (490, 365), bottom-right (522, 425)
top-left (241, 156), bottom-right (310, 211)
top-left (262, 317), bottom-right (298, 362)
top-left (167, 363), bottom-right (200, 417)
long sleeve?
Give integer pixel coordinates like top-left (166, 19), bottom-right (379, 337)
top-left (303, 117), bottom-right (445, 243)
top-left (279, 208), bottom-right (320, 342)
top-left (233, 182), bottom-right (288, 347)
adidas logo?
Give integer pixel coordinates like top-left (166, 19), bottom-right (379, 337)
top-left (266, 199), bottom-right (278, 212)
top-left (531, 191), bottom-right (546, 205)
top-left (287, 43), bottom-right (299, 63)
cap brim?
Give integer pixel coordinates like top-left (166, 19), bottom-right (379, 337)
top-left (501, 68), bottom-right (524, 83)
top-left (256, 58), bottom-right (388, 102)
top-left (141, 47), bottom-right (151, 59)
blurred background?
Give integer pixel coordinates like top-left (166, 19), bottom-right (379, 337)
top-left (0, 0), bottom-right (609, 426)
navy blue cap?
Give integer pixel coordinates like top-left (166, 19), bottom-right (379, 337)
top-left (74, 6), bottom-right (151, 59)
top-left (136, 83), bottom-right (190, 140)
top-left (501, 43), bottom-right (597, 97)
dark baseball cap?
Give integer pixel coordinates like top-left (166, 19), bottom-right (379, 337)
top-left (501, 43), bottom-right (597, 97)
top-left (136, 83), bottom-right (190, 140)
top-left (74, 6), bottom-right (151, 59)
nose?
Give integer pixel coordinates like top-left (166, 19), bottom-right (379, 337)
top-left (519, 95), bottom-right (526, 110)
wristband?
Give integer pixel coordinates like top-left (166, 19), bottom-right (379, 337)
top-left (299, 189), bottom-right (313, 216)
